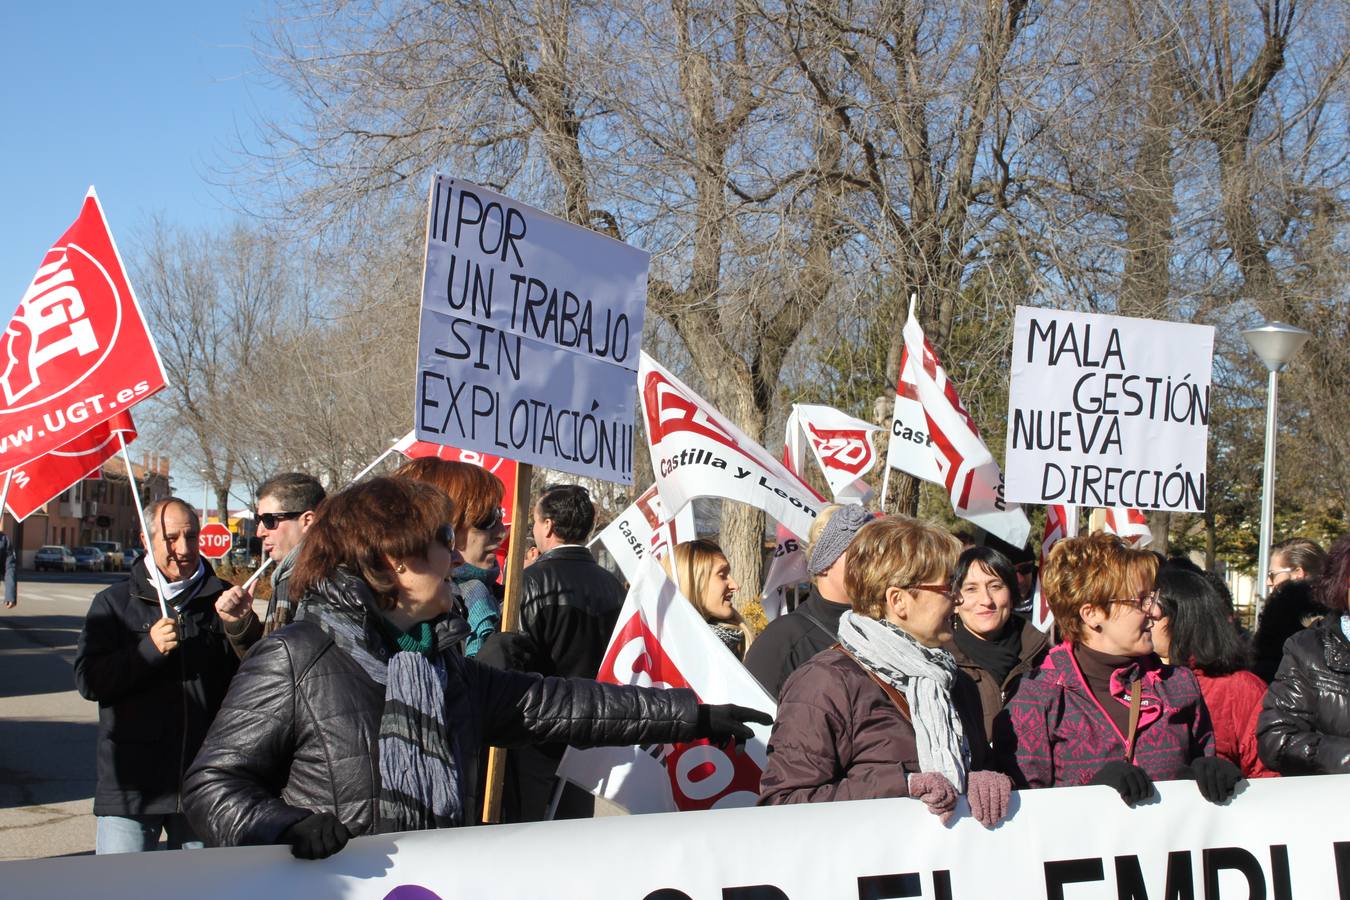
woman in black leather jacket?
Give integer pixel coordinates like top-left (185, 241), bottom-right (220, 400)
top-left (183, 477), bottom-right (768, 859)
top-left (1258, 534), bottom-right (1350, 775)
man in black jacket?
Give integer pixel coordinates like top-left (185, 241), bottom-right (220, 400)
top-left (74, 497), bottom-right (254, 853)
top-left (744, 503), bottom-right (871, 699)
top-left (481, 483), bottom-right (625, 822)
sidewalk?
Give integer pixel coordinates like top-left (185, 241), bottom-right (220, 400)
top-left (0, 577), bottom-right (110, 860)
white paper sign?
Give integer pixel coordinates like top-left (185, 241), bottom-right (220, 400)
top-left (6, 777), bottom-right (1349, 898)
top-left (415, 175), bottom-right (650, 483)
top-left (1005, 306), bottom-right (1215, 512)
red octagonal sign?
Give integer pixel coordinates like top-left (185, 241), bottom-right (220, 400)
top-left (198, 522), bottom-right (233, 559)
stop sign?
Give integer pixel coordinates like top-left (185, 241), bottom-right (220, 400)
top-left (198, 523), bottom-right (233, 559)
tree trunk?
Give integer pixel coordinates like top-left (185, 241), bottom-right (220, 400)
top-left (1147, 510), bottom-right (1170, 554)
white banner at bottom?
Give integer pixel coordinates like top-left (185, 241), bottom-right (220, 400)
top-left (4, 776), bottom-right (1349, 898)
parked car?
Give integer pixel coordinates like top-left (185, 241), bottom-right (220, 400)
top-left (34, 545), bottom-right (76, 572)
top-left (122, 547), bottom-right (144, 569)
top-left (90, 540), bottom-right (124, 571)
top-left (73, 547), bottom-right (105, 572)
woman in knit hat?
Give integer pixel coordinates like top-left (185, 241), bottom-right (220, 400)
top-left (745, 503), bottom-right (873, 698)
top-left (667, 539), bottom-right (756, 660)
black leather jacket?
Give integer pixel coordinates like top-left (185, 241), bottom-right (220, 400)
top-left (1257, 614), bottom-right (1350, 775)
top-left (74, 560), bottom-right (239, 815)
top-left (486, 545), bottom-right (625, 678)
top-left (183, 571), bottom-right (699, 846)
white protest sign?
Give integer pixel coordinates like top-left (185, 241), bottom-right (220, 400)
top-left (1005, 306), bottom-right (1215, 512)
top-left (639, 352), bottom-right (825, 541)
top-left (6, 776), bottom-right (1349, 898)
top-left (556, 558), bottom-right (775, 813)
top-left (415, 175), bottom-right (650, 483)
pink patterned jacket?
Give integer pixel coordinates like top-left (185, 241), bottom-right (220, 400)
top-left (993, 642), bottom-right (1215, 788)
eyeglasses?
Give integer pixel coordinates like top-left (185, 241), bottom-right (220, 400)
top-left (906, 582), bottom-right (957, 601)
top-left (1110, 591), bottom-right (1161, 613)
top-left (473, 508), bottom-right (505, 531)
top-left (257, 511), bottom-right (304, 530)
top-left (1267, 567), bottom-right (1295, 582)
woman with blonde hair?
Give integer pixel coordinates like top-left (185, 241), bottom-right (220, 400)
top-left (394, 457), bottom-right (506, 656)
top-left (995, 532), bottom-right (1240, 806)
top-left (667, 539), bottom-right (755, 660)
top-left (759, 516), bottom-right (1013, 828)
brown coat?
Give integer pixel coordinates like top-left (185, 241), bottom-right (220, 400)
top-left (758, 646), bottom-right (988, 805)
top-left (945, 618), bottom-right (1050, 745)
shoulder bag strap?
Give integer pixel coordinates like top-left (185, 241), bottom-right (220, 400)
top-left (1124, 679), bottom-right (1143, 763)
top-left (833, 643), bottom-right (912, 724)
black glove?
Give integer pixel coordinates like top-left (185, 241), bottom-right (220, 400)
top-left (1186, 756), bottom-right (1242, 803)
top-left (280, 812), bottom-right (351, 860)
top-left (1089, 760), bottom-right (1154, 805)
top-left (475, 631), bottom-right (535, 672)
top-left (694, 703), bottom-right (773, 747)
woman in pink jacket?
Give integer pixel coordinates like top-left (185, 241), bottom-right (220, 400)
top-left (994, 533), bottom-right (1241, 806)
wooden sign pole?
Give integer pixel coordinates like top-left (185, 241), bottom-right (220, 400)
top-left (480, 461), bottom-right (533, 824)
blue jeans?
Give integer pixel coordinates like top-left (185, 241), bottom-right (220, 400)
top-left (96, 814), bottom-right (203, 853)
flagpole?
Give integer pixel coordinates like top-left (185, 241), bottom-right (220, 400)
top-left (119, 435), bottom-right (170, 619)
top-left (0, 471), bottom-right (12, 521)
top-left (879, 465), bottom-right (892, 511)
top-left (482, 461), bottom-right (533, 824)
top-left (349, 442), bottom-right (401, 484)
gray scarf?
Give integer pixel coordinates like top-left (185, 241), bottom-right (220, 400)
top-left (837, 610), bottom-right (969, 791)
top-left (297, 575), bottom-right (463, 832)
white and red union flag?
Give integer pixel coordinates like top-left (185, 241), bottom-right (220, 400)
top-left (899, 300), bottom-right (1030, 548)
top-left (1103, 507), bottom-right (1152, 548)
top-left (789, 403), bottom-right (879, 502)
top-left (0, 189), bottom-right (167, 472)
top-left (555, 559), bottom-right (775, 813)
top-left (596, 484), bottom-right (697, 585)
top-left (639, 352), bottom-right (824, 541)
top-left (760, 440), bottom-right (812, 622)
top-left (5, 411), bottom-right (136, 522)
top-left (1031, 504), bottom-right (1078, 632)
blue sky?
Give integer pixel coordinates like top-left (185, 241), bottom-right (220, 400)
top-left (1, 1), bottom-right (294, 507)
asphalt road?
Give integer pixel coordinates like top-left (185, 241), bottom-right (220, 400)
top-left (0, 571), bottom-right (125, 860)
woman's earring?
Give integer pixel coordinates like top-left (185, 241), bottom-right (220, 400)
top-left (395, 563), bottom-right (407, 574)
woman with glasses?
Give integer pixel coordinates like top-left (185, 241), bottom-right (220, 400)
top-left (1152, 566), bottom-right (1274, 778)
top-left (994, 533), bottom-right (1240, 806)
top-left (760, 516), bottom-right (1014, 829)
top-left (1258, 533), bottom-right (1350, 775)
top-left (943, 546), bottom-right (1049, 745)
top-left (395, 457), bottom-right (507, 657)
top-left (184, 477), bottom-right (769, 859)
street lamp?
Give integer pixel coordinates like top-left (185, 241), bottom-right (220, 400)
top-left (1241, 320), bottom-right (1312, 615)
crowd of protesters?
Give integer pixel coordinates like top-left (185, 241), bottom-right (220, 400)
top-left (68, 469), bottom-right (1350, 858)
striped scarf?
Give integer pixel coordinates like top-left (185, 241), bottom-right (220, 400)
top-left (298, 583), bottom-right (463, 832)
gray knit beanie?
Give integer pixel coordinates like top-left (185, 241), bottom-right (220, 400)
top-left (808, 504), bottom-right (872, 575)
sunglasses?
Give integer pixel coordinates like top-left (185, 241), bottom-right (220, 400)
top-left (435, 524), bottom-right (457, 552)
top-left (473, 508), bottom-right (505, 531)
top-left (257, 511), bottom-right (304, 529)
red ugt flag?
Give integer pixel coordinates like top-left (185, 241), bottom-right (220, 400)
top-left (5, 411), bottom-right (137, 521)
top-left (0, 189), bottom-right (167, 472)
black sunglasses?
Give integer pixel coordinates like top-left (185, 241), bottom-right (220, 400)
top-left (473, 508), bottom-right (505, 531)
top-left (435, 524), bottom-right (457, 552)
top-left (257, 511), bottom-right (305, 529)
